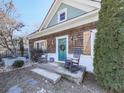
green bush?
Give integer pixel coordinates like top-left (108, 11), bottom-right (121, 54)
top-left (12, 60), bottom-right (24, 68)
top-left (94, 0), bottom-right (124, 93)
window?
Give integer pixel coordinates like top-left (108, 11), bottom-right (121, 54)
top-left (34, 40), bottom-right (47, 50)
top-left (83, 31), bottom-right (91, 55)
top-left (60, 12), bottom-right (65, 21)
top-left (58, 8), bottom-right (67, 23)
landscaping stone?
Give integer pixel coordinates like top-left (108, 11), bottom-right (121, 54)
top-left (37, 88), bottom-right (47, 93)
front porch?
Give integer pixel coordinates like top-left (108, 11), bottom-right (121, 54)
top-left (29, 23), bottom-right (97, 72)
top-left (34, 62), bottom-right (86, 84)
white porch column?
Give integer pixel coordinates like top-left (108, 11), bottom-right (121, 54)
top-left (91, 29), bottom-right (97, 59)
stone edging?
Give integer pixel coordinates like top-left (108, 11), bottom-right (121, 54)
top-left (0, 63), bottom-right (33, 73)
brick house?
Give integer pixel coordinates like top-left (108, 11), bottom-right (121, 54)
top-left (28, 0), bottom-right (101, 72)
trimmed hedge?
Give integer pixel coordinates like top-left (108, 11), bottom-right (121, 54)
top-left (94, 0), bottom-right (124, 93)
top-left (12, 60), bottom-right (24, 68)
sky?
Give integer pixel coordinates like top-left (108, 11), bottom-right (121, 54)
top-left (12, 0), bottom-right (54, 37)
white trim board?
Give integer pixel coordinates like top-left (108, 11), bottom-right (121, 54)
top-left (63, 0), bottom-right (96, 12)
top-left (91, 29), bottom-right (97, 59)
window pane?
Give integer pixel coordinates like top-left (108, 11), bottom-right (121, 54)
top-left (41, 40), bottom-right (47, 50)
top-left (35, 40), bottom-right (47, 51)
top-left (60, 12), bottom-right (65, 21)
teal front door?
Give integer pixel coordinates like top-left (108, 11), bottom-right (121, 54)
top-left (58, 38), bottom-right (67, 61)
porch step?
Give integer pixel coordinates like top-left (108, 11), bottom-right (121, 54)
top-left (31, 68), bottom-right (61, 84)
top-left (37, 63), bottom-right (86, 85)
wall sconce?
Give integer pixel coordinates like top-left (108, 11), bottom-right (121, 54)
top-left (71, 36), bottom-right (73, 41)
top-left (71, 35), bottom-right (78, 42)
top-left (73, 35), bottom-right (78, 41)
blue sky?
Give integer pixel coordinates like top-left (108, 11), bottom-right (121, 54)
top-left (13, 0), bottom-right (54, 36)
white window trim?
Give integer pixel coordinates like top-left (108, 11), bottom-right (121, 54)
top-left (57, 8), bottom-right (67, 23)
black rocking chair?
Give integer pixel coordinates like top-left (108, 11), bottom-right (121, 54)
top-left (64, 48), bottom-right (82, 73)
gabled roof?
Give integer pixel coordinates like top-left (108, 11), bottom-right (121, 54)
top-left (39, 0), bottom-right (101, 31)
top-left (28, 0), bottom-right (101, 39)
top-left (28, 30), bottom-right (39, 36)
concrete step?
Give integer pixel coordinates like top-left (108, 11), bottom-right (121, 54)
top-left (31, 68), bottom-right (61, 84)
top-left (37, 63), bottom-right (86, 85)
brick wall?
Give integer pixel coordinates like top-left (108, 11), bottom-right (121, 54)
top-left (29, 22), bottom-right (96, 54)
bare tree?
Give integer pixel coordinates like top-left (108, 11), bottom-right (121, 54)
top-left (0, 0), bottom-right (24, 57)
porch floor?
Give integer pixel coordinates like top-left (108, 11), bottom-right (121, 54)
top-left (35, 62), bottom-right (86, 84)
